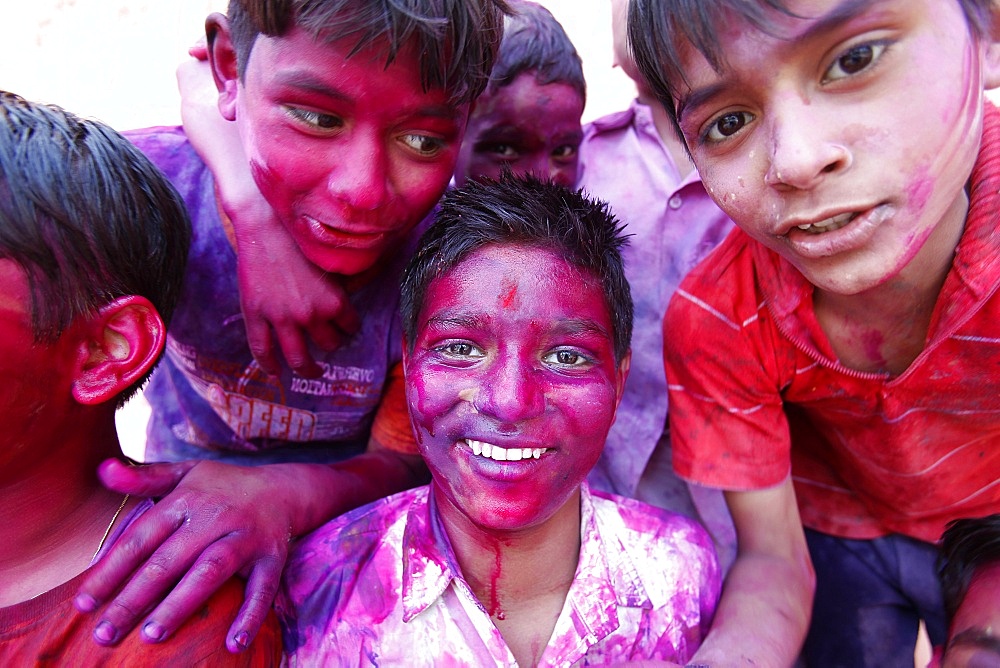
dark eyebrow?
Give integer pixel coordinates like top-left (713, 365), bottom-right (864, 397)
top-left (675, 0), bottom-right (885, 123)
top-left (276, 69), bottom-right (461, 120)
top-left (797, 0), bottom-right (883, 42)
top-left (947, 628), bottom-right (1000, 655)
top-left (550, 318), bottom-right (612, 342)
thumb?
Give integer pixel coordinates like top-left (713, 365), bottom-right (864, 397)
top-left (97, 457), bottom-right (198, 497)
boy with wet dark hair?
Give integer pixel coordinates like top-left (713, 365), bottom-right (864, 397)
top-left (938, 515), bottom-right (1000, 667)
top-left (0, 90), bottom-right (281, 664)
top-left (74, 0), bottom-right (508, 654)
top-left (277, 174), bottom-right (720, 666)
top-left (627, 0), bottom-right (1000, 664)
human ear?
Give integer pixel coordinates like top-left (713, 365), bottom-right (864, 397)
top-left (614, 350), bottom-right (631, 408)
top-left (71, 296), bottom-right (166, 405)
top-left (981, 5), bottom-right (1000, 90)
top-left (206, 12), bottom-right (239, 121)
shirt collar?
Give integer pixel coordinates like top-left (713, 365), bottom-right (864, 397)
top-left (399, 484), bottom-right (653, 633)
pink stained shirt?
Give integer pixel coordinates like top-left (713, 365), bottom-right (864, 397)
top-left (577, 99), bottom-right (734, 498)
top-left (276, 483), bottom-right (720, 666)
top-left (665, 103), bottom-right (1000, 543)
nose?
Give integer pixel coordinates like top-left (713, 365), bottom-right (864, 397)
top-left (764, 95), bottom-right (852, 190)
top-left (327, 130), bottom-right (390, 210)
top-left (473, 348), bottom-right (545, 426)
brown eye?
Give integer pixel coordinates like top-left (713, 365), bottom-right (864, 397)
top-left (838, 45), bottom-right (874, 75)
top-left (824, 42), bottom-right (887, 82)
top-left (705, 111), bottom-right (753, 142)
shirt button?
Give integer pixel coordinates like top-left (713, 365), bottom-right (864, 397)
top-left (668, 194), bottom-right (683, 209)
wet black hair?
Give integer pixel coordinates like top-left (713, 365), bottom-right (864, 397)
top-left (401, 173), bottom-right (633, 362)
top-left (0, 91), bottom-right (191, 404)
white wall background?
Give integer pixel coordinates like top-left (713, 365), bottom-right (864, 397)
top-left (0, 0), bottom-right (637, 130)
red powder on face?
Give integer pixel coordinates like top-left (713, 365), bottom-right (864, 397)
top-left (499, 282), bottom-right (517, 309)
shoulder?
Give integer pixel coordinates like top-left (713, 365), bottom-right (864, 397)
top-left (584, 106), bottom-right (638, 138)
top-left (123, 125), bottom-right (191, 156)
top-left (667, 228), bottom-right (762, 331)
top-left (123, 126), bottom-right (210, 192)
top-left (113, 578), bottom-right (282, 667)
top-left (282, 488), bottom-right (420, 601)
top-left (591, 490), bottom-right (716, 560)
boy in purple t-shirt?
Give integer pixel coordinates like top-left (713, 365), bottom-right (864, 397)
top-left (73, 0), bottom-right (508, 654)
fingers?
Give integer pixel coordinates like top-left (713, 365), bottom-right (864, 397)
top-left (243, 312), bottom-right (283, 377)
top-left (97, 458), bottom-right (197, 498)
top-left (75, 502), bottom-right (189, 642)
top-left (225, 555), bottom-right (285, 653)
top-left (136, 538), bottom-right (251, 646)
top-left (187, 36), bottom-right (208, 60)
top-left (273, 324), bottom-right (323, 379)
top-left (330, 297), bottom-right (361, 336)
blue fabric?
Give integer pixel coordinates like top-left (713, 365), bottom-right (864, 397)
top-left (803, 528), bottom-right (946, 667)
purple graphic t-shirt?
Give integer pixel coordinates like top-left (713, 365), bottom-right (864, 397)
top-left (277, 484), bottom-right (721, 666)
top-left (129, 126), bottom-right (421, 464)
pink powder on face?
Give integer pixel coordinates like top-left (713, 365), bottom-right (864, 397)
top-left (406, 244), bottom-right (623, 535)
top-left (453, 72), bottom-right (584, 187)
top-left (234, 27), bottom-right (468, 276)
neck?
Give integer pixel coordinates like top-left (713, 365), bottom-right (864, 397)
top-left (0, 410), bottom-right (128, 605)
top-left (816, 190), bottom-right (968, 375)
top-left (435, 485), bottom-right (582, 667)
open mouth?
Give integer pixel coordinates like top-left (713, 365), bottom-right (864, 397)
top-left (794, 211), bottom-right (857, 235)
top-left (465, 438), bottom-right (546, 462)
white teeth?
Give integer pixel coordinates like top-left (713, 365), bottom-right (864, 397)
top-left (795, 212), bottom-right (855, 234)
top-left (464, 439), bottom-right (547, 462)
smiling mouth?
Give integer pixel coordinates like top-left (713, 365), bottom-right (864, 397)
top-left (465, 439), bottom-right (546, 462)
top-left (794, 212), bottom-right (858, 235)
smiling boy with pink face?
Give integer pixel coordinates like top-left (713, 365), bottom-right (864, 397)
top-left (627, 0), bottom-right (1000, 664)
top-left (277, 174), bottom-right (720, 667)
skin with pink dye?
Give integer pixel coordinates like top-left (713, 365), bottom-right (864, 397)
top-left (668, 0), bottom-right (1000, 375)
top-left (672, 0), bottom-right (997, 300)
top-left (453, 72), bottom-right (584, 188)
top-left (404, 243), bottom-right (626, 534)
top-left (943, 562), bottom-right (1000, 667)
top-left (219, 26), bottom-right (470, 278)
top-left (402, 243), bottom-right (628, 663)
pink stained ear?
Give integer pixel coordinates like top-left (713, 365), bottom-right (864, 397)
top-left (71, 296), bottom-right (166, 406)
top-left (206, 12), bottom-right (240, 121)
